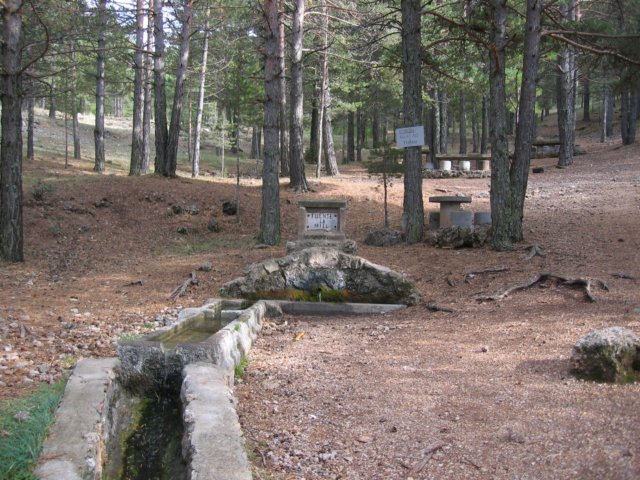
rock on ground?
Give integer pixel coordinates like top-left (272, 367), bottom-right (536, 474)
top-left (570, 327), bottom-right (640, 383)
top-left (363, 227), bottom-right (403, 247)
top-left (219, 247), bottom-right (421, 305)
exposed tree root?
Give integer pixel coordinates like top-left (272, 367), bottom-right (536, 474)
top-left (610, 272), bottom-right (637, 280)
top-left (411, 443), bottom-right (446, 473)
top-left (476, 272), bottom-right (609, 303)
top-left (425, 301), bottom-right (455, 313)
top-left (168, 271), bottom-right (198, 302)
top-left (524, 244), bottom-right (546, 260)
top-left (464, 266), bottom-right (509, 283)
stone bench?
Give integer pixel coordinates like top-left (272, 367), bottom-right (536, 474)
top-left (421, 150), bottom-right (491, 171)
top-left (428, 195), bottom-right (472, 228)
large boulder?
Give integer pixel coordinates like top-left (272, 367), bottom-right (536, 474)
top-left (220, 247), bottom-right (421, 305)
top-left (570, 327), bottom-right (640, 383)
top-left (426, 225), bottom-right (490, 249)
top-left (364, 227), bottom-right (403, 247)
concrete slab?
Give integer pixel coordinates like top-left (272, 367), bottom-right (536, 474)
top-left (181, 363), bottom-right (252, 480)
top-left (275, 300), bottom-right (405, 316)
top-left (35, 358), bottom-right (118, 480)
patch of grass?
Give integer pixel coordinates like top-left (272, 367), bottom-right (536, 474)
top-left (60, 355), bottom-right (77, 369)
top-left (0, 378), bottom-right (68, 480)
top-left (119, 332), bottom-right (142, 341)
top-left (234, 356), bottom-right (249, 380)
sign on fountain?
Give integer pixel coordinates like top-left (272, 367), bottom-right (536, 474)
top-left (287, 198), bottom-right (357, 253)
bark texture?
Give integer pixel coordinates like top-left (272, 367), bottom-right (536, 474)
top-left (70, 50), bottom-right (80, 160)
top-left (439, 90), bottom-right (448, 153)
top-left (459, 91), bottom-right (467, 154)
top-left (347, 111), bottom-right (355, 163)
top-left (27, 96), bottom-right (34, 161)
top-left (621, 86), bottom-right (638, 145)
top-left (192, 4), bottom-right (210, 178)
top-left (129, 0), bottom-right (145, 176)
top-left (153, 0), bottom-right (168, 175)
top-left (400, 0), bottom-right (424, 244)
top-left (258, 0), bottom-right (281, 245)
top-left (279, 14), bottom-right (289, 176)
top-left (288, 0), bottom-right (308, 191)
top-left (1, 0), bottom-right (25, 261)
top-left (488, 0), bottom-right (510, 250)
top-left (600, 82), bottom-right (613, 142)
top-left (490, 0), bottom-right (541, 249)
top-left (94, 0), bottom-right (107, 173)
top-left (141, 0), bottom-right (153, 174)
top-left (556, 0), bottom-right (576, 167)
top-left (481, 95), bottom-right (488, 154)
top-left (165, 0), bottom-right (193, 177)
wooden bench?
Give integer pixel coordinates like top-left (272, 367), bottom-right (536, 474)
top-left (428, 195), bottom-right (472, 228)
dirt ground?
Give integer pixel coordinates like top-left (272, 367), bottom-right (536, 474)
top-left (1, 116), bottom-right (639, 479)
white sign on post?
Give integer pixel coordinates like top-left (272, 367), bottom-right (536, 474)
top-left (395, 126), bottom-right (425, 148)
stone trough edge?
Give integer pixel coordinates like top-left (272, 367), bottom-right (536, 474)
top-left (35, 299), bottom-right (406, 480)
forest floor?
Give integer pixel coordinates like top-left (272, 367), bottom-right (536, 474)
top-left (1, 114), bottom-right (639, 479)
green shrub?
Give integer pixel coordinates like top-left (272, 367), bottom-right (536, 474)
top-left (31, 180), bottom-right (53, 202)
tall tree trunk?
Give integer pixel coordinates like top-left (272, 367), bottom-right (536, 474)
top-left (459, 91), bottom-right (467, 154)
top-left (347, 110), bottom-right (355, 163)
top-left (251, 125), bottom-right (259, 158)
top-left (94, 0), bottom-right (107, 173)
top-left (582, 75), bottom-right (590, 121)
top-left (322, 88), bottom-right (339, 176)
top-left (439, 89), bottom-right (448, 153)
top-left (356, 109), bottom-right (363, 162)
top-left (490, 0), bottom-right (541, 249)
top-left (621, 86), bottom-right (638, 145)
top-left (471, 101), bottom-right (479, 153)
top-left (429, 87), bottom-right (439, 167)
top-left (192, 3), bottom-right (210, 178)
top-left (0, 0), bottom-right (24, 261)
top-left (310, 95), bottom-right (319, 163)
top-left (481, 94), bottom-right (489, 153)
top-left (142, 0), bottom-right (153, 174)
top-left (130, 0), bottom-right (145, 176)
top-left (601, 81), bottom-right (613, 142)
top-left (48, 81), bottom-right (56, 119)
top-left (510, 0), bottom-right (542, 242)
top-left (153, 0), bottom-right (168, 175)
top-left (488, 0), bottom-right (510, 250)
top-left (27, 96), bottom-right (35, 161)
top-left (556, 0), bottom-right (576, 167)
top-left (400, 0), bottom-right (424, 244)
top-left (372, 109), bottom-right (380, 149)
top-left (288, 0), bottom-right (307, 191)
top-left (279, 11), bottom-right (289, 176)
top-left (70, 49), bottom-right (81, 160)
top-left (258, 0), bottom-right (281, 245)
top-left (319, 4), bottom-right (338, 177)
top-left (166, 0), bottom-right (193, 177)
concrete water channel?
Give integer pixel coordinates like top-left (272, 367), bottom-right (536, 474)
top-left (35, 298), bottom-right (405, 480)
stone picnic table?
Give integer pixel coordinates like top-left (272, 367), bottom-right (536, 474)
top-left (428, 195), bottom-right (472, 228)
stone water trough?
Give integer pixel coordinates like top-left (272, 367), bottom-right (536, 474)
top-left (36, 248), bottom-right (420, 480)
top-left (36, 299), bottom-right (266, 480)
